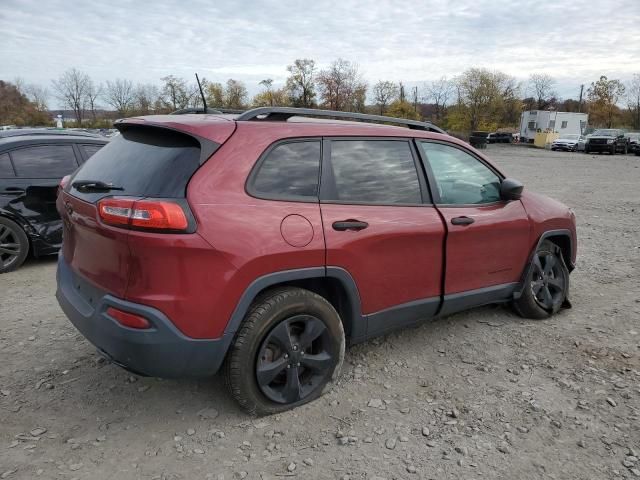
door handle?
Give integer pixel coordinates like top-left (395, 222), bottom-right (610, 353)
top-left (332, 220), bottom-right (369, 231)
top-left (1, 187), bottom-right (25, 195)
top-left (451, 216), bottom-right (475, 226)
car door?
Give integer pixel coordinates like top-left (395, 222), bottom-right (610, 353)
top-left (7, 142), bottom-right (81, 246)
top-left (416, 140), bottom-right (530, 315)
top-left (320, 138), bottom-right (446, 338)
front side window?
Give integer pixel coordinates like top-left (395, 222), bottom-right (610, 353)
top-left (419, 142), bottom-right (501, 205)
top-left (325, 140), bottom-right (422, 205)
top-left (251, 141), bottom-right (321, 199)
top-left (0, 153), bottom-right (14, 177)
top-left (10, 145), bottom-right (78, 178)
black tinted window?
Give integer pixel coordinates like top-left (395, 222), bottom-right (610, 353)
top-left (11, 145), bottom-right (78, 178)
top-left (0, 153), bottom-right (14, 177)
top-left (72, 128), bottom-right (202, 199)
top-left (251, 141), bottom-right (320, 199)
top-left (80, 144), bottom-right (104, 160)
top-left (327, 140), bottom-right (421, 204)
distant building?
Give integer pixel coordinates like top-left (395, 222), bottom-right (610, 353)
top-left (519, 110), bottom-right (588, 143)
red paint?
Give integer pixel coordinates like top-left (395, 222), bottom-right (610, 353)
top-left (58, 116), bottom-right (577, 340)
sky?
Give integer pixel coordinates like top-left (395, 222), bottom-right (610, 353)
top-left (1, 0), bottom-right (639, 106)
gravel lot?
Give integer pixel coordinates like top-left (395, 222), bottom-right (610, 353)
top-left (1, 145), bottom-right (639, 480)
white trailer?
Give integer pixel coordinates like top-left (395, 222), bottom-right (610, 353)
top-left (519, 110), bottom-right (588, 143)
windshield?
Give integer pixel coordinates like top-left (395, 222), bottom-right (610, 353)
top-left (592, 129), bottom-right (618, 136)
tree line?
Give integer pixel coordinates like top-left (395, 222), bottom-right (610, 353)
top-left (2, 59), bottom-right (639, 133)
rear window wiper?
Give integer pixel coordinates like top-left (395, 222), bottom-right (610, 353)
top-left (72, 180), bottom-right (124, 192)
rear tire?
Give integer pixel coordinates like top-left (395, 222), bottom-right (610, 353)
top-left (224, 287), bottom-right (345, 415)
top-left (513, 240), bottom-right (569, 320)
top-left (0, 217), bottom-right (29, 273)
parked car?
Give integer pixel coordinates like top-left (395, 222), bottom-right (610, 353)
top-left (486, 132), bottom-right (513, 144)
top-left (0, 134), bottom-right (108, 272)
top-left (584, 129), bottom-right (628, 154)
top-left (551, 134), bottom-right (586, 152)
top-left (624, 132), bottom-right (640, 154)
top-left (56, 107), bottom-right (577, 414)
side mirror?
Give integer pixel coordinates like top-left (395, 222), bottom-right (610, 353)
top-left (500, 178), bottom-right (524, 200)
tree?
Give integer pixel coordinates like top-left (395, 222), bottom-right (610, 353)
top-left (104, 79), bottom-right (135, 116)
top-left (587, 75), bottom-right (625, 127)
top-left (626, 74), bottom-right (640, 130)
top-left (386, 99), bottom-right (420, 120)
top-left (134, 83), bottom-right (161, 115)
top-left (424, 77), bottom-right (453, 122)
top-left (529, 73), bottom-right (556, 109)
top-left (86, 80), bottom-right (102, 121)
top-left (372, 81), bottom-right (398, 114)
top-left (224, 79), bottom-right (248, 109)
top-left (317, 58), bottom-right (367, 112)
top-left (206, 82), bottom-right (225, 108)
top-left (0, 80), bottom-right (50, 126)
top-left (259, 79), bottom-right (274, 106)
top-left (52, 68), bottom-right (91, 124)
top-left (160, 75), bottom-right (189, 110)
top-left (285, 59), bottom-right (316, 107)
top-left (23, 84), bottom-right (49, 112)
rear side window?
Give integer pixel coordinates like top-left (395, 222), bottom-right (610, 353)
top-left (0, 153), bottom-right (14, 177)
top-left (79, 144), bottom-right (104, 160)
top-left (71, 128), bottom-right (202, 198)
top-left (10, 145), bottom-right (78, 178)
top-left (325, 140), bottom-right (422, 204)
top-left (250, 141), bottom-right (321, 200)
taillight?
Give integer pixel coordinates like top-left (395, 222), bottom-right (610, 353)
top-left (98, 198), bottom-right (189, 232)
top-left (106, 307), bottom-right (151, 329)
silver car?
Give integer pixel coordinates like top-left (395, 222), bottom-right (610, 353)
top-left (551, 134), bottom-right (586, 152)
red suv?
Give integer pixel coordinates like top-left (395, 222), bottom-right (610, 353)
top-left (56, 107), bottom-right (577, 415)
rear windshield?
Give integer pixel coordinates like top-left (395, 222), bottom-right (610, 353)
top-left (70, 127), bottom-right (203, 199)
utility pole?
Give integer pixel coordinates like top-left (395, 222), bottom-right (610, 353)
top-left (578, 84), bottom-right (584, 113)
top-left (413, 86), bottom-right (418, 113)
top-left (399, 82), bottom-right (405, 103)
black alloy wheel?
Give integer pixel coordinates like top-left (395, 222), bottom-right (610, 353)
top-left (530, 250), bottom-right (566, 312)
top-left (0, 217), bottom-right (29, 273)
top-left (256, 314), bottom-right (335, 404)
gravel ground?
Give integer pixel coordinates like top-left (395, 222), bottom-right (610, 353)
top-left (1, 145), bottom-right (639, 480)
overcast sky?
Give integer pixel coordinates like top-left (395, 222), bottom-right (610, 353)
top-left (1, 0), bottom-right (639, 103)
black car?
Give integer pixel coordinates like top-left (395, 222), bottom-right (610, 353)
top-left (624, 132), bottom-right (640, 155)
top-left (584, 129), bottom-right (629, 154)
top-left (0, 134), bottom-right (108, 272)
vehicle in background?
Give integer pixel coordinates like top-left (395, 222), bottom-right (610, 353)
top-left (551, 134), bottom-right (587, 152)
top-left (486, 132), bottom-right (513, 144)
top-left (0, 134), bottom-right (108, 273)
top-left (519, 110), bottom-right (588, 143)
top-left (56, 107), bottom-right (577, 414)
top-left (584, 129), bottom-right (628, 154)
top-left (624, 132), bottom-right (640, 154)
top-left (0, 128), bottom-right (103, 139)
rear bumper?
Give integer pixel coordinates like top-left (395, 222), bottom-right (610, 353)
top-left (56, 255), bottom-right (232, 378)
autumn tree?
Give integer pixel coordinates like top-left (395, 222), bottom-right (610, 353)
top-left (258, 79), bottom-right (275, 106)
top-left (286, 59), bottom-right (316, 107)
top-left (587, 75), bottom-right (625, 127)
top-left (317, 58), bottom-right (367, 112)
top-left (385, 99), bottom-right (420, 120)
top-left (0, 80), bottom-right (50, 126)
top-left (160, 75), bottom-right (190, 110)
top-left (372, 81), bottom-right (398, 114)
top-left (52, 68), bottom-right (91, 124)
top-left (206, 82), bottom-right (225, 108)
top-left (224, 79), bottom-right (248, 109)
top-left (529, 73), bottom-right (556, 109)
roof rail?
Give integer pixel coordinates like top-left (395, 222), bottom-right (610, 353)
top-left (235, 107), bottom-right (446, 134)
top-left (170, 107), bottom-right (246, 115)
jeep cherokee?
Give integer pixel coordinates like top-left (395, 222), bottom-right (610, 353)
top-left (56, 107), bottom-right (577, 415)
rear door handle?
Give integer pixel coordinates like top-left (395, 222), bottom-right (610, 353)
top-left (1, 187), bottom-right (25, 195)
top-left (332, 220), bottom-right (369, 231)
top-left (451, 216), bottom-right (474, 226)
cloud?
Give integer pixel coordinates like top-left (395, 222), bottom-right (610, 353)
top-left (1, 0), bottom-right (638, 103)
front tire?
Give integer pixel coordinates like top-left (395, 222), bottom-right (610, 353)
top-left (225, 287), bottom-right (345, 415)
top-left (0, 217), bottom-right (29, 273)
top-left (513, 240), bottom-right (569, 320)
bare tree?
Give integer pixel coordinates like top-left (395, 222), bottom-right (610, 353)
top-left (23, 84), bottom-right (49, 112)
top-left (224, 79), bottom-right (248, 109)
top-left (372, 81), bottom-right (398, 114)
top-left (133, 83), bottom-right (160, 115)
top-left (424, 77), bottom-right (453, 121)
top-left (317, 58), bottom-right (367, 112)
top-left (627, 73), bottom-right (640, 130)
top-left (86, 80), bottom-right (102, 121)
top-left (285, 59), bottom-right (317, 107)
top-left (160, 75), bottom-right (190, 110)
top-left (104, 79), bottom-right (135, 116)
top-left (52, 68), bottom-right (91, 124)
top-left (529, 73), bottom-right (556, 109)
